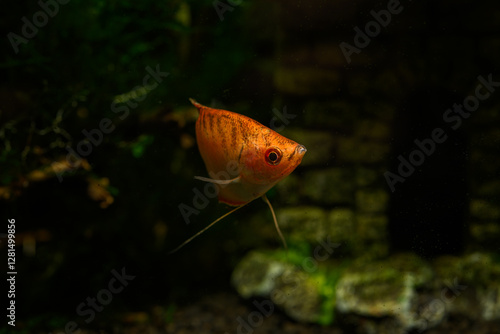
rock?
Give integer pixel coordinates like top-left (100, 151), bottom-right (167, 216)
top-left (475, 180), bottom-right (500, 197)
top-left (336, 254), bottom-right (435, 333)
top-left (469, 199), bottom-right (500, 220)
top-left (355, 188), bottom-right (389, 213)
top-left (479, 282), bottom-right (500, 321)
top-left (279, 128), bottom-right (336, 166)
top-left (232, 251), bottom-right (500, 331)
top-left (302, 168), bottom-right (355, 205)
top-left (470, 128), bottom-right (500, 149)
top-left (355, 167), bottom-right (380, 187)
top-left (354, 119), bottom-right (391, 140)
top-left (346, 67), bottom-right (406, 99)
top-left (363, 101), bottom-right (397, 121)
top-left (270, 267), bottom-right (323, 323)
top-left (276, 206), bottom-right (327, 243)
top-left (386, 253), bottom-right (434, 287)
top-left (336, 137), bottom-right (390, 163)
top-left (326, 208), bottom-right (355, 256)
top-left (336, 262), bottom-right (416, 326)
top-left (354, 214), bottom-right (389, 259)
top-left (470, 149), bottom-right (500, 175)
top-left (231, 249), bottom-right (346, 325)
top-left (469, 222), bottom-right (500, 250)
top-left (231, 251), bottom-right (289, 299)
top-left (346, 72), bottom-right (371, 98)
top-left (431, 252), bottom-right (500, 321)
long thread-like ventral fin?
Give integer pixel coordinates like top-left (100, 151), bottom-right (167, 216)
top-left (262, 194), bottom-right (288, 252)
top-left (168, 203), bottom-right (247, 254)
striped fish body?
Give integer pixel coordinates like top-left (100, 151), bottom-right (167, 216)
top-left (191, 99), bottom-right (306, 206)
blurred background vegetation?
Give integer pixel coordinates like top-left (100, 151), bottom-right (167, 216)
top-left (0, 0), bottom-right (272, 330)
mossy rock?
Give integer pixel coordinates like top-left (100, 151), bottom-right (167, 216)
top-left (432, 252), bottom-right (500, 321)
top-left (336, 137), bottom-right (390, 163)
top-left (275, 206), bottom-right (327, 243)
top-left (231, 249), bottom-right (348, 325)
top-left (336, 254), bottom-right (434, 329)
top-left (469, 199), bottom-right (500, 220)
top-left (231, 251), bottom-right (291, 299)
top-left (384, 253), bottom-right (434, 287)
top-left (326, 208), bottom-right (356, 256)
top-left (353, 214), bottom-right (389, 259)
top-left (336, 265), bottom-right (415, 321)
top-left (355, 167), bottom-right (381, 187)
top-left (270, 267), bottom-right (322, 322)
top-left (470, 222), bottom-right (500, 250)
top-left (355, 188), bottom-right (389, 213)
top-left (354, 119), bottom-right (391, 140)
top-left (302, 168), bottom-right (355, 205)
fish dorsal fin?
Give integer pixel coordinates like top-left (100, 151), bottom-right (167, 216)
top-left (194, 175), bottom-right (241, 185)
top-left (261, 194), bottom-right (288, 253)
top-left (189, 98), bottom-right (203, 112)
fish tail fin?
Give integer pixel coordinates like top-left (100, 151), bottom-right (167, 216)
top-left (262, 194), bottom-right (288, 254)
top-left (168, 203), bottom-right (247, 255)
top-left (189, 98), bottom-right (203, 112)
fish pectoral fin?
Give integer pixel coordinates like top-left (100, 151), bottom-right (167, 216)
top-left (194, 175), bottom-right (241, 185)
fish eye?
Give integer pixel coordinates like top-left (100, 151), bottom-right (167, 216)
top-left (265, 147), bottom-right (282, 166)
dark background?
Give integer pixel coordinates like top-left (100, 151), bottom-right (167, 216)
top-left (0, 0), bottom-right (499, 332)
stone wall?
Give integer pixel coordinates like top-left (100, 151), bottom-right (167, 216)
top-left (242, 0), bottom-right (500, 257)
top-left (231, 0), bottom-right (500, 332)
top-left (468, 106), bottom-right (500, 251)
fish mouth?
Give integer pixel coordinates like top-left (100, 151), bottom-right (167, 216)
top-left (281, 144), bottom-right (307, 176)
top-left (296, 144), bottom-right (307, 155)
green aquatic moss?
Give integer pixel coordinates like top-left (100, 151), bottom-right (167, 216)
top-left (266, 240), bottom-right (312, 265)
top-left (266, 248), bottom-right (349, 325)
top-left (313, 262), bottom-right (349, 325)
top-left (233, 248), bottom-right (350, 325)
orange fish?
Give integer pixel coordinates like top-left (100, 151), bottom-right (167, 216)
top-left (169, 99), bottom-right (307, 253)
